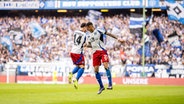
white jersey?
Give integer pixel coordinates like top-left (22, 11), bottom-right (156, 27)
top-left (71, 30), bottom-right (86, 54)
top-left (87, 28), bottom-right (107, 53)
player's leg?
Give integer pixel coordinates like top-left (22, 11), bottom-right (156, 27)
top-left (102, 51), bottom-right (113, 89)
top-left (69, 53), bottom-right (80, 84)
top-left (103, 62), bottom-right (113, 90)
top-left (75, 54), bottom-right (85, 81)
top-left (93, 51), bottom-right (105, 94)
top-left (72, 53), bottom-right (84, 75)
top-left (76, 64), bottom-right (85, 81)
top-left (69, 66), bottom-right (80, 84)
top-left (94, 65), bottom-right (105, 94)
top-left (72, 66), bottom-right (80, 74)
top-left (73, 54), bottom-right (85, 89)
top-left (73, 64), bottom-right (85, 89)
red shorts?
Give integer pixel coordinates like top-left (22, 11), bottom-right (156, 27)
top-left (70, 53), bottom-right (85, 65)
top-left (93, 50), bottom-right (109, 66)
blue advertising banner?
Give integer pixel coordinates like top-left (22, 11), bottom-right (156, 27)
top-left (0, 0), bottom-right (183, 10)
top-left (17, 64), bottom-right (64, 77)
top-left (0, 1), bottom-right (39, 9)
top-left (59, 0), bottom-right (143, 9)
top-left (124, 64), bottom-right (184, 78)
top-left (125, 64), bottom-right (155, 77)
top-left (39, 0), bottom-right (57, 9)
top-left (146, 0), bottom-right (160, 8)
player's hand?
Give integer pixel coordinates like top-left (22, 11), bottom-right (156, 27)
top-left (117, 38), bottom-right (124, 43)
top-left (83, 43), bottom-right (87, 47)
top-left (83, 43), bottom-right (92, 48)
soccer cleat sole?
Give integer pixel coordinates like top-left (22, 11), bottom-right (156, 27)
top-left (73, 80), bottom-right (78, 89)
top-left (97, 87), bottom-right (105, 94)
top-left (106, 87), bottom-right (113, 90)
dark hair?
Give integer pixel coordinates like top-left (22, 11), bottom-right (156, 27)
top-left (80, 23), bottom-right (86, 28)
top-left (86, 22), bottom-right (93, 26)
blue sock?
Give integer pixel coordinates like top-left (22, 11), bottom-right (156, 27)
top-left (76, 68), bottom-right (84, 81)
top-left (106, 68), bottom-right (112, 86)
top-left (95, 72), bottom-right (104, 88)
top-left (72, 66), bottom-right (80, 74)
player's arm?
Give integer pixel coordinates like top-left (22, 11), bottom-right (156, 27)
top-left (106, 32), bottom-right (124, 43)
top-left (83, 42), bottom-right (92, 48)
top-left (83, 34), bottom-right (92, 48)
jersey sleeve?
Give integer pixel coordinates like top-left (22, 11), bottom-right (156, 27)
top-left (97, 28), bottom-right (107, 34)
top-left (85, 32), bottom-right (91, 43)
top-left (83, 35), bottom-right (86, 43)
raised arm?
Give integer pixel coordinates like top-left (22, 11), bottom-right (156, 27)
top-left (106, 32), bottom-right (124, 43)
top-left (106, 32), bottom-right (118, 39)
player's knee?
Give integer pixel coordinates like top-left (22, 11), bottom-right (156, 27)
top-left (94, 66), bottom-right (99, 73)
top-left (79, 65), bottom-right (85, 69)
top-left (103, 62), bottom-right (109, 69)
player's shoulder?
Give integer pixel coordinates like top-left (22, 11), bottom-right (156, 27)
top-left (96, 28), bottom-right (104, 31)
top-left (74, 30), bottom-right (86, 35)
top-left (96, 28), bottom-right (106, 34)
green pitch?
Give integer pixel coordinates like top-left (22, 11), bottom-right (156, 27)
top-left (0, 84), bottom-right (184, 104)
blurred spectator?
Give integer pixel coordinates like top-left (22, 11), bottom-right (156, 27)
top-left (0, 13), bottom-right (183, 66)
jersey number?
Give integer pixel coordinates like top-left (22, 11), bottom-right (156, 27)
top-left (74, 34), bottom-right (82, 45)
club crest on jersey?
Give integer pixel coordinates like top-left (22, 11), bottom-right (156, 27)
top-left (94, 32), bottom-right (97, 35)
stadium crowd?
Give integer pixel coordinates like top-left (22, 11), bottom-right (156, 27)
top-left (0, 13), bottom-right (183, 66)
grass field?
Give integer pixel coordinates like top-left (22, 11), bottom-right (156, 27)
top-left (0, 84), bottom-right (184, 104)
